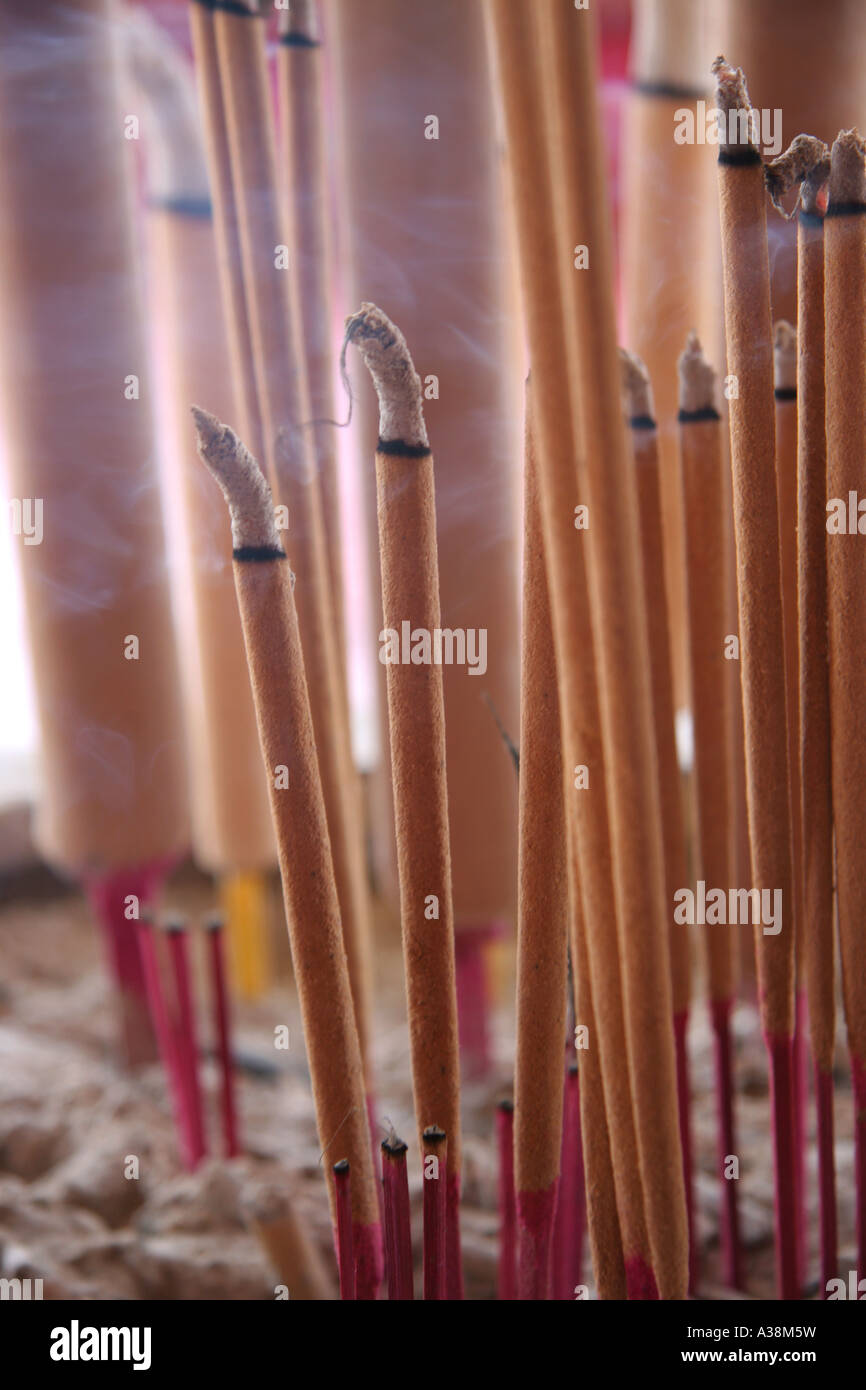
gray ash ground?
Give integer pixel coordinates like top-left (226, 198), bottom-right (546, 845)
top-left (0, 865), bottom-right (857, 1299)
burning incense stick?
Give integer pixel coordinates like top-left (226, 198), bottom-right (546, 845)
top-left (276, 0), bottom-right (345, 665)
top-left (713, 56), bottom-right (797, 1299)
top-left (422, 1126), bottom-right (448, 1301)
top-left (536, 0), bottom-right (687, 1299)
top-left (514, 391), bottom-right (568, 1300)
top-left (188, 0), bottom-right (266, 464)
top-left (204, 914), bottom-right (240, 1159)
top-left (773, 319), bottom-right (809, 1290)
top-left (382, 1134), bottom-right (413, 1300)
top-left (676, 335), bottom-right (741, 1291)
top-left (622, 0), bottom-right (716, 712)
top-left (824, 128), bottom-right (866, 1285)
top-left (486, 0), bottom-right (658, 1297)
top-left (621, 349), bottom-right (698, 1290)
top-left (193, 407), bottom-right (381, 1298)
top-left (346, 303), bottom-right (463, 1298)
top-left (211, 1), bottom-right (374, 1076)
top-left (134, 11), bottom-right (277, 1001)
top-left (794, 166), bottom-right (837, 1293)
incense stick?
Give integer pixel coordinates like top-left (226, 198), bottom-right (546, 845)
top-left (334, 1160), bottom-right (356, 1300)
top-left (536, 0), bottom-right (687, 1298)
top-left (165, 916), bottom-right (207, 1168)
top-left (795, 169), bottom-right (837, 1294)
top-left (211, 0), bottom-right (375, 1080)
top-left (676, 335), bottom-right (741, 1290)
top-left (347, 303), bottom-right (463, 1298)
top-left (773, 319), bottom-right (809, 1291)
top-left (382, 1134), bottom-right (413, 1300)
top-left (824, 127), bottom-right (866, 1285)
top-left (713, 56), bottom-right (797, 1299)
top-left (514, 389), bottom-right (568, 1300)
top-left (486, 0), bottom-right (659, 1298)
top-left (552, 1063), bottom-right (586, 1300)
top-left (621, 350), bottom-right (698, 1289)
top-left (137, 912), bottom-right (197, 1170)
top-left (193, 407), bottom-right (381, 1298)
top-left (422, 1126), bottom-right (448, 1301)
top-left (275, 0), bottom-right (346, 668)
top-left (497, 1099), bottom-right (517, 1301)
top-left (204, 914), bottom-right (240, 1159)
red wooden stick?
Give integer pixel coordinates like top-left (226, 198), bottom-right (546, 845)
top-left (204, 914), bottom-right (240, 1158)
top-left (422, 1126), bottom-right (447, 1300)
top-left (334, 1159), bottom-right (356, 1300)
top-left (793, 988), bottom-right (810, 1291)
top-left (381, 1136), bottom-right (412, 1299)
top-left (673, 1011), bottom-right (698, 1292)
top-left (137, 912), bottom-right (196, 1169)
top-left (711, 999), bottom-right (742, 1289)
top-left (767, 1033), bottom-right (799, 1299)
top-left (814, 1064), bottom-right (837, 1294)
top-left (496, 1099), bottom-right (516, 1300)
top-left (165, 918), bottom-right (206, 1168)
top-left (84, 861), bottom-right (171, 1065)
top-left (552, 1063), bottom-right (585, 1300)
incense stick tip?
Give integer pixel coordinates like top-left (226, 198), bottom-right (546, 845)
top-left (712, 55), bottom-right (751, 114)
top-left (829, 128), bottom-right (866, 207)
top-left (677, 334), bottom-right (717, 415)
top-left (192, 406), bottom-right (282, 554)
top-left (619, 347), bottom-right (655, 424)
top-left (773, 321), bottom-right (797, 393)
top-left (766, 135), bottom-right (829, 214)
top-left (345, 303), bottom-right (429, 451)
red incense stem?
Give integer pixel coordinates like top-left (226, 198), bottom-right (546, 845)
top-left (137, 914), bottom-right (196, 1169)
top-left (334, 1159), bottom-right (356, 1300)
top-left (814, 1064), bottom-right (837, 1295)
top-left (166, 920), bottom-right (207, 1167)
top-left (422, 1126), bottom-right (447, 1300)
top-left (455, 923), bottom-right (497, 1080)
top-left (767, 1032), bottom-right (799, 1298)
top-left (84, 861), bottom-right (170, 1065)
top-left (496, 1099), bottom-right (516, 1300)
top-left (205, 915), bottom-right (240, 1158)
top-left (793, 987), bottom-right (810, 1290)
top-left (673, 1010), bottom-right (698, 1293)
top-left (552, 1062), bottom-right (585, 1300)
top-left (382, 1138), bottom-right (413, 1299)
top-left (445, 1171), bottom-right (463, 1300)
top-left (711, 998), bottom-right (742, 1290)
top-left (853, 1055), bottom-right (866, 1283)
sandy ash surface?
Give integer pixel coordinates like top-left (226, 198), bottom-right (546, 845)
top-left (0, 866), bottom-right (857, 1300)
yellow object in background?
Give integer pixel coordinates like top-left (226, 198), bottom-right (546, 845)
top-left (221, 871), bottom-right (271, 999)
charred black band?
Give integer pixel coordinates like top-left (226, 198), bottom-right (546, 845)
top-left (377, 438), bottom-right (432, 458)
top-left (825, 201), bottom-right (866, 219)
top-left (798, 209), bottom-right (825, 230)
top-left (279, 32), bottom-right (320, 47)
top-left (233, 544), bottom-right (287, 563)
top-left (381, 1137), bottom-right (409, 1158)
top-left (333, 1158), bottom-right (350, 1175)
top-left (190, 0), bottom-right (261, 17)
top-left (148, 194), bottom-right (213, 219)
top-left (629, 414), bottom-right (657, 431)
top-left (678, 406), bottom-right (721, 423)
top-left (631, 79), bottom-right (706, 102)
top-left (718, 147), bottom-right (762, 167)
top-left (774, 387), bottom-right (797, 402)
top-left (422, 1125), bottom-right (447, 1145)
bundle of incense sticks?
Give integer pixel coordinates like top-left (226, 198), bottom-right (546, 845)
top-left (34, 0), bottom-right (856, 1304)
